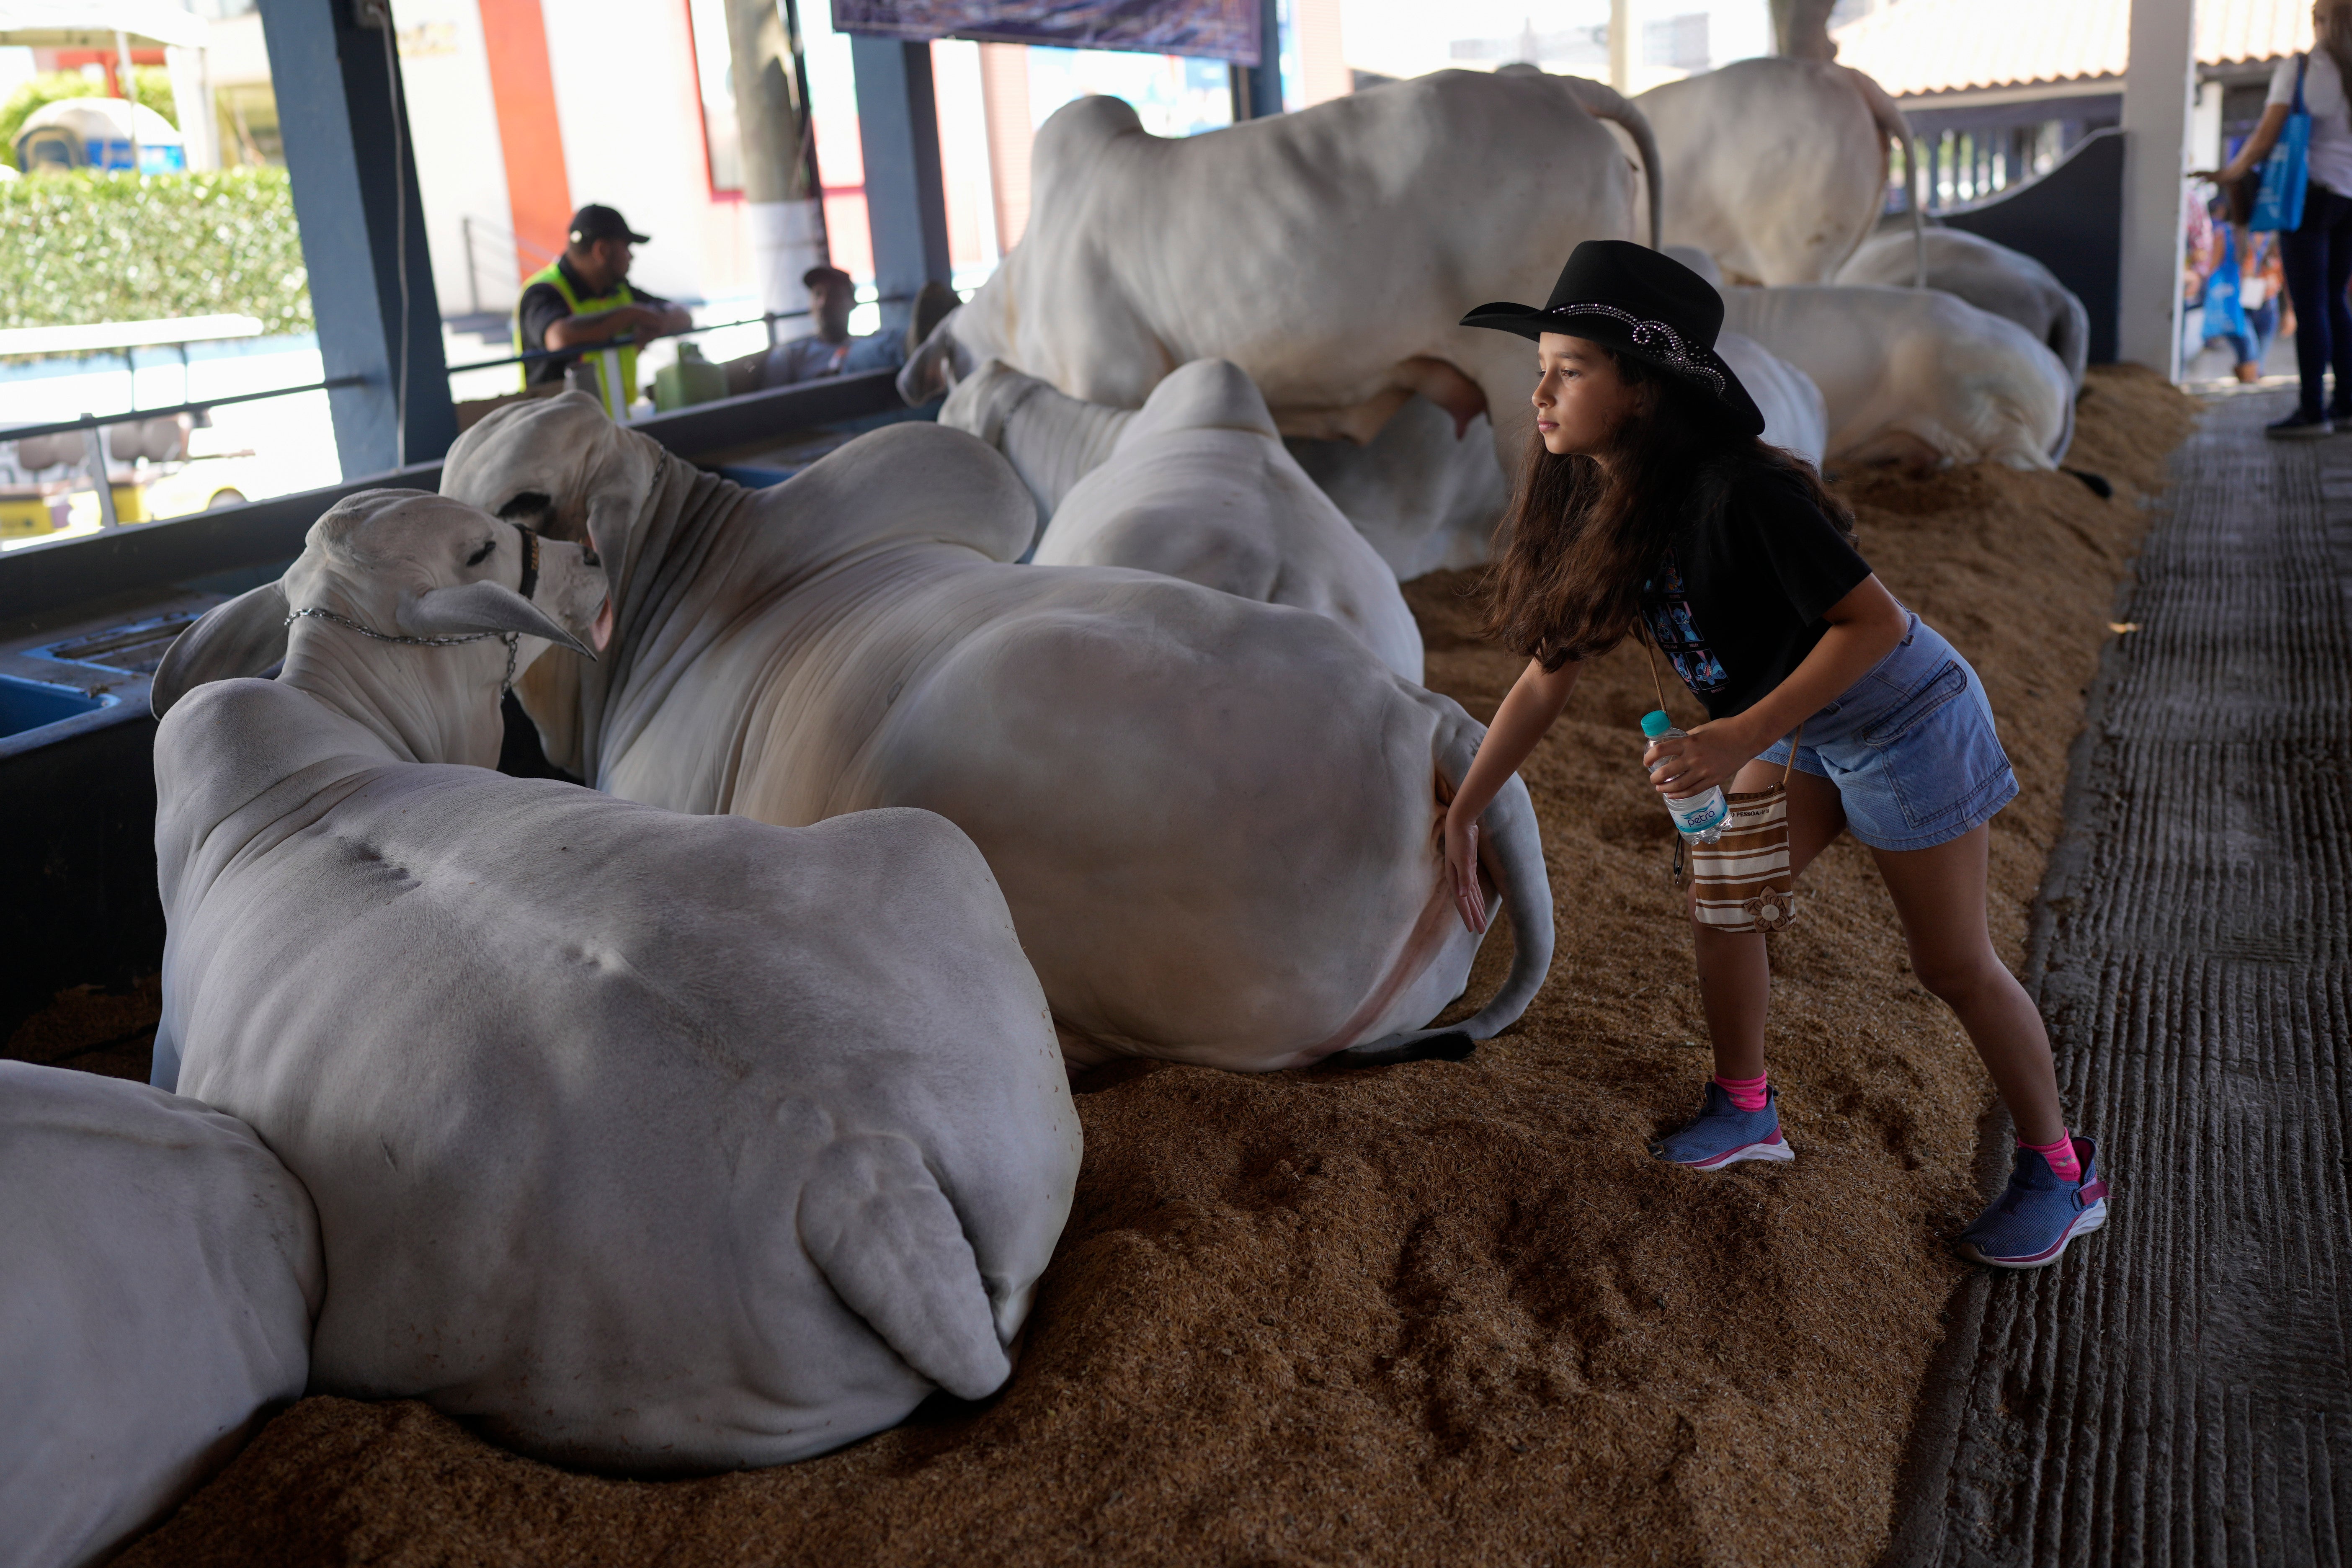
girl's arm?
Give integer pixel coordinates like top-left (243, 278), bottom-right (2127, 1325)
top-left (1440, 657), bottom-right (1581, 932)
top-left (2195, 102), bottom-right (2291, 183)
top-left (1643, 573), bottom-right (1909, 799)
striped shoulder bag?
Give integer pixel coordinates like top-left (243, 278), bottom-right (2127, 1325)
top-left (1640, 627), bottom-right (1802, 935)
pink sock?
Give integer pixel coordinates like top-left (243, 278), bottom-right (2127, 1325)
top-left (1713, 1073), bottom-right (1769, 1112)
top-left (2022, 1132), bottom-right (2081, 1183)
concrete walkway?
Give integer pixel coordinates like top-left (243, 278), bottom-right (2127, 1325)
top-left (1888, 389), bottom-right (2352, 1567)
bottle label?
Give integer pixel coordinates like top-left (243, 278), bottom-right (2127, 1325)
top-left (1671, 794), bottom-right (1728, 835)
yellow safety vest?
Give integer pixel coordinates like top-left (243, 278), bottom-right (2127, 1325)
top-left (515, 260), bottom-right (637, 407)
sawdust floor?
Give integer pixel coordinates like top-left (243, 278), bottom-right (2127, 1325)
top-left (54, 367), bottom-right (2196, 1568)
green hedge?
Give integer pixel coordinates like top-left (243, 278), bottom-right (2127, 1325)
top-left (0, 168), bottom-right (312, 335)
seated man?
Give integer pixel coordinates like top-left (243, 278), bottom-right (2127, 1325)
top-left (762, 266), bottom-right (906, 385)
top-left (515, 204), bottom-right (694, 410)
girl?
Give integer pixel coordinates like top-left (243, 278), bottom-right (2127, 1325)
top-left (1439, 241), bottom-right (2110, 1269)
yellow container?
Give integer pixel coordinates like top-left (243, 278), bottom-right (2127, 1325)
top-left (0, 493), bottom-right (58, 540)
top-left (63, 486), bottom-right (152, 529)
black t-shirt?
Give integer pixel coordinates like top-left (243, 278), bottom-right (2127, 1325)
top-left (516, 258), bottom-right (670, 387)
top-left (1638, 459), bottom-right (1873, 721)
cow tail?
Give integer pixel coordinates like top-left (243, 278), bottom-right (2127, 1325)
top-left (1846, 67), bottom-right (1926, 286)
top-left (1557, 75), bottom-right (1665, 250)
top-left (1439, 711), bottom-right (1555, 1042)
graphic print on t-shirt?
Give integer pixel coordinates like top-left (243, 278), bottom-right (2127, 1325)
top-left (1643, 553), bottom-right (1729, 695)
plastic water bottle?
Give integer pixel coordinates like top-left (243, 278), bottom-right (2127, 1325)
top-left (1641, 710), bottom-right (1728, 842)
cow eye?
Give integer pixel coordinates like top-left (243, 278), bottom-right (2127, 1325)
top-left (466, 539), bottom-right (497, 566)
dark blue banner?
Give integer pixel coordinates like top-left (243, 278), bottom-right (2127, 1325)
top-left (831, 1), bottom-right (1261, 65)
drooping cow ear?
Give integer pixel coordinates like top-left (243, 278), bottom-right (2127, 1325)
top-left (402, 580), bottom-right (596, 658)
top-left (151, 580), bottom-right (291, 718)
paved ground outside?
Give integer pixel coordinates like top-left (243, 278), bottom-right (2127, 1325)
top-left (1888, 389), bottom-right (2352, 1565)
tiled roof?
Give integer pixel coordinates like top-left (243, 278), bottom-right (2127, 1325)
top-left (1831, 0), bottom-right (2312, 97)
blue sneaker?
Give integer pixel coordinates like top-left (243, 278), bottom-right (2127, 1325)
top-left (1953, 1136), bottom-right (2110, 1270)
top-left (1651, 1083), bottom-right (1795, 1169)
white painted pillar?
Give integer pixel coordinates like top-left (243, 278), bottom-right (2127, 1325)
top-left (1609, 0), bottom-right (1632, 93)
top-left (166, 48), bottom-right (219, 170)
top-left (2118, 0), bottom-right (2199, 377)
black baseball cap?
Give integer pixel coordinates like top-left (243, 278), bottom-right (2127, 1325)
top-left (569, 204), bottom-right (649, 246)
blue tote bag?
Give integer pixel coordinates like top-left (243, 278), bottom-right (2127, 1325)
top-left (2252, 55), bottom-right (2311, 232)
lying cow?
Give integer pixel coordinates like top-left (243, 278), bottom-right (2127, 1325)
top-left (1633, 56), bottom-right (1924, 286)
top-left (148, 490), bottom-right (1080, 1472)
top-left (1718, 283), bottom-right (2073, 470)
top-left (442, 396), bottom-right (1554, 1071)
top-left (1837, 226), bottom-right (2092, 390)
top-left (943, 357), bottom-right (1424, 681)
top-left (0, 1063), bottom-right (319, 1568)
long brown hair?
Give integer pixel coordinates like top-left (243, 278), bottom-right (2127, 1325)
top-left (1477, 347), bottom-right (1853, 670)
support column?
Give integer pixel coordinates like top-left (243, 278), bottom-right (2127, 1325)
top-left (2117, 0), bottom-right (2197, 378)
top-left (851, 36), bottom-right (951, 338)
top-left (257, 0), bottom-right (456, 474)
top-left (1229, 0), bottom-right (1282, 121)
top-left (734, 0), bottom-right (828, 332)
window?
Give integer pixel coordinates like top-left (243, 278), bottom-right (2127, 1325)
top-left (685, 0), bottom-right (743, 194)
top-left (1643, 13), bottom-right (1710, 72)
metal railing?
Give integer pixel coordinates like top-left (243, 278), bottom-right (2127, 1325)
top-left (1, 376), bottom-right (368, 533)
top-left (450, 298), bottom-right (915, 423)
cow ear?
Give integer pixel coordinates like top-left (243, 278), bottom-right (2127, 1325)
top-left (152, 581), bottom-right (290, 717)
top-left (403, 580), bottom-right (595, 658)
top-left (797, 1134), bottom-right (1011, 1400)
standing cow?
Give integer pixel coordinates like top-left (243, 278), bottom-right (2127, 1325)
top-left (1632, 57), bottom-right (1924, 287)
top-left (902, 68), bottom-right (1661, 477)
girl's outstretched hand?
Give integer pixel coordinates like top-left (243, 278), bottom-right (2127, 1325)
top-left (1441, 807), bottom-right (1488, 934)
top-left (1642, 718), bottom-right (1756, 799)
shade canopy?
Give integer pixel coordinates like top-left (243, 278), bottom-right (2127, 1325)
top-left (0, 0), bottom-right (209, 50)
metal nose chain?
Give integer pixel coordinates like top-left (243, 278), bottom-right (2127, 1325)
top-left (284, 521), bottom-right (549, 695)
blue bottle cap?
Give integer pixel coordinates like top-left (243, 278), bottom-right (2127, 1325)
top-left (1640, 710), bottom-right (1673, 738)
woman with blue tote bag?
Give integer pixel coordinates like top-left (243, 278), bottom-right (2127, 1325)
top-left (2200, 2), bottom-right (2352, 438)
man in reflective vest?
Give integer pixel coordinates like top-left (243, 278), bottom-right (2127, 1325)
top-left (513, 204), bottom-right (693, 409)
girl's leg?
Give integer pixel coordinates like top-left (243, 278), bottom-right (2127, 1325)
top-left (2280, 204), bottom-right (2331, 420)
top-left (1866, 825), bottom-right (2066, 1146)
top-left (1688, 762), bottom-right (1846, 1079)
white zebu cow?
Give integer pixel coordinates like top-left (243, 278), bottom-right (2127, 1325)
top-left (1837, 227), bottom-right (2092, 390)
top-left (147, 490), bottom-right (1080, 1472)
top-left (1285, 401), bottom-right (1513, 580)
top-left (0, 1063), bottom-right (319, 1568)
top-left (1718, 284), bottom-right (2073, 470)
top-left (1660, 246), bottom-right (1832, 467)
top-left (902, 68), bottom-right (1660, 474)
top-left (1632, 57), bottom-right (1923, 287)
top-left (442, 397), bottom-right (1553, 1071)
top-left (942, 357), bottom-right (1424, 681)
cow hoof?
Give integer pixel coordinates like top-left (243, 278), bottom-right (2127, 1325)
top-left (1334, 1028), bottom-right (1477, 1067)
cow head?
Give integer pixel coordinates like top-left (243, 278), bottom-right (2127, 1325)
top-left (153, 490), bottom-right (609, 747)
top-left (441, 392), bottom-right (664, 583)
top-left (897, 306), bottom-right (977, 406)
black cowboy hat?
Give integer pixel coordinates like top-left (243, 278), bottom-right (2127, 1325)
top-left (1460, 240), bottom-right (1765, 437)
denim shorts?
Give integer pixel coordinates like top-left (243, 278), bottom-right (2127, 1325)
top-left (1756, 613), bottom-right (2017, 853)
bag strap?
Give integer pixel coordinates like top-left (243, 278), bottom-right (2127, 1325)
top-left (2298, 53), bottom-right (2309, 114)
top-left (1640, 615), bottom-right (1803, 790)
top-left (1637, 615), bottom-right (1674, 716)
